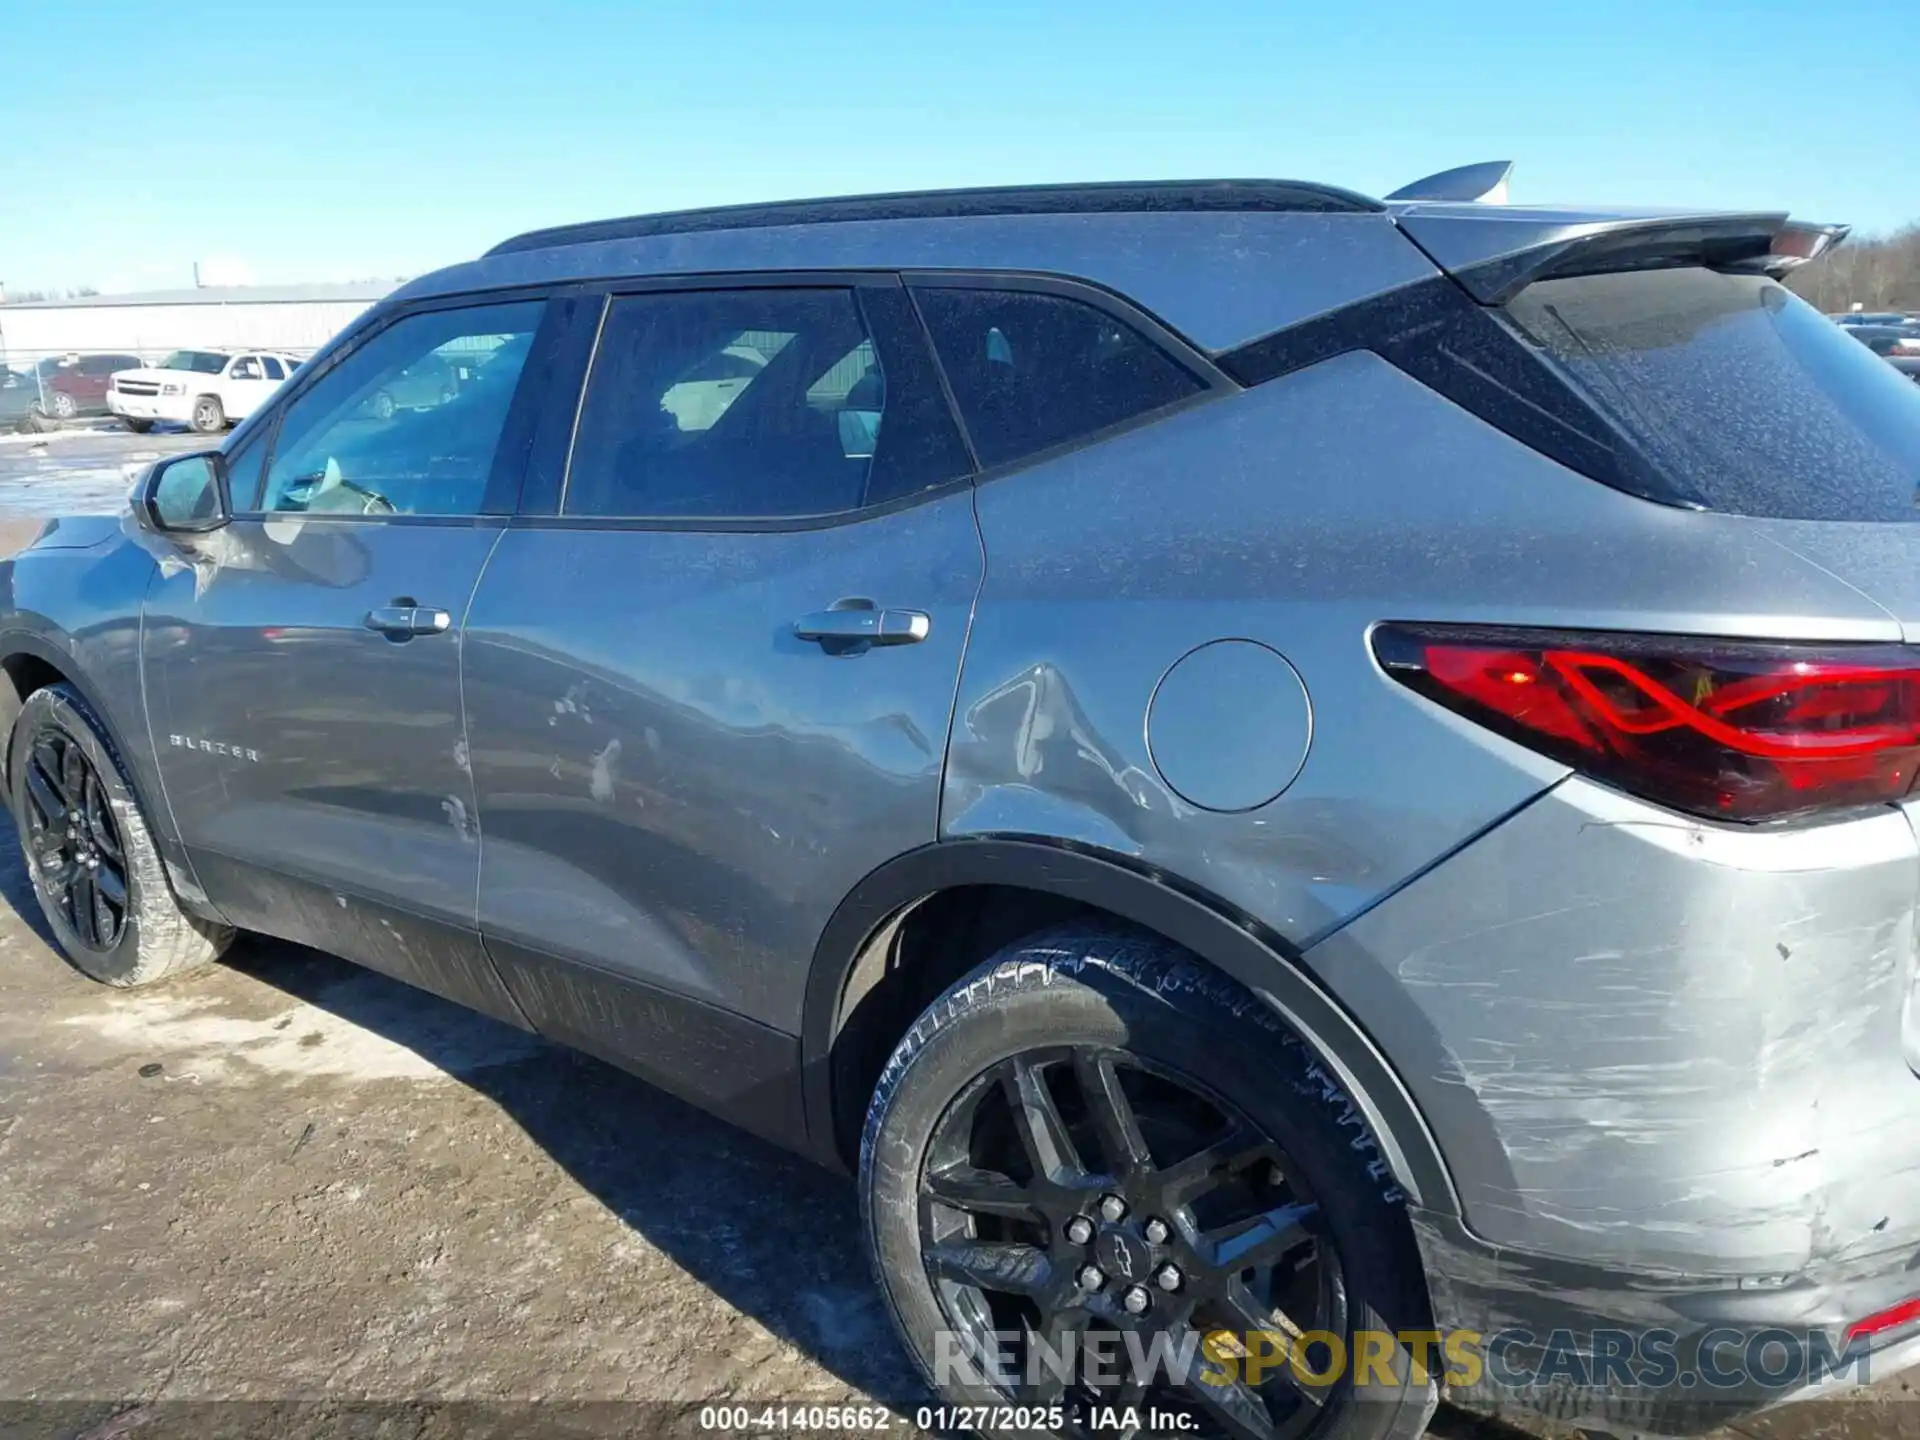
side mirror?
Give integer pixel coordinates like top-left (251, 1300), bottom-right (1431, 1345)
top-left (141, 452), bottom-right (231, 534)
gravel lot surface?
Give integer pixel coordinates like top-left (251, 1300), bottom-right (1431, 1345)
top-left (0, 427), bottom-right (1915, 1440)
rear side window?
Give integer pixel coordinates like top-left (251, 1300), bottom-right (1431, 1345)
top-left (262, 356), bottom-right (285, 380)
top-left (1507, 269), bottom-right (1920, 521)
top-left (911, 287), bottom-right (1206, 469)
top-left (565, 287), bottom-right (967, 519)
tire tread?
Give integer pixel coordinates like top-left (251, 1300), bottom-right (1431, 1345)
top-left (10, 683), bottom-right (230, 987)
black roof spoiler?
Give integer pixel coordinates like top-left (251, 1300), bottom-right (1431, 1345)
top-left (1392, 206), bottom-right (1850, 303)
top-left (1385, 160), bottom-right (1514, 204)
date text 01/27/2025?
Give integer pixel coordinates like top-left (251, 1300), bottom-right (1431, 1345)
top-left (696, 1405), bottom-right (1200, 1433)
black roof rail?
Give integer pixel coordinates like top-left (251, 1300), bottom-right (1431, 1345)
top-left (483, 179), bottom-right (1384, 257)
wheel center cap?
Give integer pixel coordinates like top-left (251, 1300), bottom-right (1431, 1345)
top-left (1094, 1227), bottom-right (1151, 1284)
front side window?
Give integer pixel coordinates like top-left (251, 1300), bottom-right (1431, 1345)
top-left (911, 287), bottom-right (1207, 470)
top-left (224, 428), bottom-right (267, 512)
top-left (258, 300), bottom-right (544, 517)
top-left (231, 356), bottom-right (263, 381)
top-left (565, 288), bottom-right (905, 519)
top-left (1507, 268), bottom-right (1920, 521)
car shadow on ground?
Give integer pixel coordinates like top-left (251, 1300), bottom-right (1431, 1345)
top-left (239, 945), bottom-right (930, 1406)
top-left (0, 821), bottom-right (925, 1411)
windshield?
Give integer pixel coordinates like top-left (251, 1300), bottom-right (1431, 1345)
top-left (158, 350), bottom-right (230, 374)
top-left (1508, 268), bottom-right (1920, 522)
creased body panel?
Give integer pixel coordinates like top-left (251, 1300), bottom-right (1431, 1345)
top-left (946, 353), bottom-right (1899, 951)
top-left (1, 528), bottom-right (182, 871)
top-left (462, 492), bottom-right (983, 1033)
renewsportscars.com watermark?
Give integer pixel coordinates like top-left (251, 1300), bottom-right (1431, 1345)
top-left (935, 1324), bottom-right (1882, 1395)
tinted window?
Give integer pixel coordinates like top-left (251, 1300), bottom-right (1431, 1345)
top-left (566, 287), bottom-right (964, 518)
top-left (161, 351), bottom-right (229, 374)
top-left (225, 429), bottom-right (267, 510)
top-left (262, 356), bottom-right (285, 381)
top-left (259, 301), bottom-right (543, 517)
top-left (912, 287), bottom-right (1206, 469)
top-left (1508, 269), bottom-right (1920, 522)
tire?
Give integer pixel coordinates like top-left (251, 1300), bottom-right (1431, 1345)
top-left (122, 418), bottom-right (154, 434)
top-left (190, 395), bottom-right (224, 433)
top-left (49, 391), bottom-right (76, 420)
top-left (861, 925), bottom-right (1436, 1440)
top-left (7, 684), bottom-right (232, 987)
top-left (371, 390), bottom-right (396, 421)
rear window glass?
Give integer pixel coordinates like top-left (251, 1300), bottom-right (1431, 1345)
top-left (912, 287), bottom-right (1206, 470)
top-left (1506, 268), bottom-right (1920, 521)
top-left (159, 350), bottom-right (230, 375)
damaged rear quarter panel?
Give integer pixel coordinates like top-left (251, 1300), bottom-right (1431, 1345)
top-left (943, 353), bottom-right (1896, 949)
top-left (1308, 775), bottom-right (1920, 1275)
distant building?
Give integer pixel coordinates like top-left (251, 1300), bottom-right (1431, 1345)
top-left (0, 281), bottom-right (397, 366)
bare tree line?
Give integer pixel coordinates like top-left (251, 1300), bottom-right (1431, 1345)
top-left (1787, 223), bottom-right (1920, 312)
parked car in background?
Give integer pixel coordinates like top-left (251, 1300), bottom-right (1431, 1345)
top-left (364, 353), bottom-right (457, 419)
top-left (1845, 324), bottom-right (1920, 358)
top-left (107, 350), bottom-right (301, 433)
top-left (1833, 310), bottom-right (1911, 327)
top-left (1891, 354), bottom-right (1920, 384)
top-left (36, 353), bottom-right (144, 420)
top-left (0, 370), bottom-right (41, 428)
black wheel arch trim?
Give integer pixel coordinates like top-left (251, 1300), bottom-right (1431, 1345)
top-left (800, 835), bottom-right (1463, 1218)
top-left (0, 628), bottom-right (220, 920)
top-left (0, 630), bottom-right (119, 786)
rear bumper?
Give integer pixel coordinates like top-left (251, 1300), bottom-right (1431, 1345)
top-left (1302, 775), bottom-right (1920, 1430)
top-left (1415, 1207), bottom-right (1920, 1433)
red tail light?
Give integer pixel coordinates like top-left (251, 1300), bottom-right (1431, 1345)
top-left (1847, 1295), bottom-right (1920, 1344)
top-left (1373, 624), bottom-right (1920, 823)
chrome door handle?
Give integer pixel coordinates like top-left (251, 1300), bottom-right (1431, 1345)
top-left (794, 607), bottom-right (931, 647)
top-left (364, 605), bottom-right (451, 638)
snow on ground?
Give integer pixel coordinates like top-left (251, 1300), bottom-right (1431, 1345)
top-left (0, 426), bottom-right (205, 517)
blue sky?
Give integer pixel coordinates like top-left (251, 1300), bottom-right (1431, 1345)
top-left (4, 0), bottom-right (1916, 295)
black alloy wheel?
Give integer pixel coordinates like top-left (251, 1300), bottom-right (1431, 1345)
top-left (920, 1043), bottom-right (1345, 1440)
top-left (21, 725), bottom-right (129, 952)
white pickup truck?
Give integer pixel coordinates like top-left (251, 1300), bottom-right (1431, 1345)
top-left (108, 349), bottom-right (301, 433)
